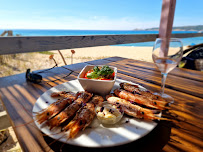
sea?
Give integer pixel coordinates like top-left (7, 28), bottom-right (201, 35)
top-left (1, 29), bottom-right (203, 46)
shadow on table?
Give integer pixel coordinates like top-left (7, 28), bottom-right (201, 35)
top-left (43, 121), bottom-right (172, 152)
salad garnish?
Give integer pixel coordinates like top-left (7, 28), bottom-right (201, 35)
top-left (84, 65), bottom-right (114, 80)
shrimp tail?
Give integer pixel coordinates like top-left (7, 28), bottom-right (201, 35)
top-left (49, 122), bottom-right (56, 130)
top-left (62, 108), bottom-right (82, 131)
top-left (63, 120), bottom-right (77, 132)
top-left (35, 111), bottom-right (47, 124)
top-left (35, 105), bottom-right (56, 124)
top-left (68, 120), bottom-right (85, 139)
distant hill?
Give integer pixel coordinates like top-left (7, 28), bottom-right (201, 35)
top-left (144, 25), bottom-right (203, 31)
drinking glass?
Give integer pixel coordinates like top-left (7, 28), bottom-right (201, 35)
top-left (152, 38), bottom-right (183, 101)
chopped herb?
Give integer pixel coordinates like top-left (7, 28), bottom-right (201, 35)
top-left (93, 66), bottom-right (100, 72)
top-left (109, 109), bottom-right (114, 113)
top-left (119, 109), bottom-right (123, 113)
top-left (100, 107), bottom-right (104, 112)
top-left (97, 65), bottom-right (114, 76)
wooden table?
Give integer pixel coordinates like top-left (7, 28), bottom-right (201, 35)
top-left (0, 57), bottom-right (202, 152)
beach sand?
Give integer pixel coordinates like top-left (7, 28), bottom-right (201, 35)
top-left (52, 46), bottom-right (154, 65)
top-left (0, 46), bottom-right (154, 77)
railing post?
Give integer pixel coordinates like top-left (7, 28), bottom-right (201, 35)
top-left (159, 0), bottom-right (176, 56)
top-left (159, 0), bottom-right (176, 38)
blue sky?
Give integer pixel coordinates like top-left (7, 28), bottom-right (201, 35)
top-left (0, 0), bottom-right (203, 30)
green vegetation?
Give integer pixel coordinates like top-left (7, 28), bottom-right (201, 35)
top-left (144, 25), bottom-right (203, 31)
top-left (38, 51), bottom-right (54, 55)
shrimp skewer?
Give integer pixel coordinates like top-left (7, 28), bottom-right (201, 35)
top-left (63, 95), bottom-right (104, 138)
top-left (51, 91), bottom-right (76, 99)
top-left (120, 82), bottom-right (168, 103)
top-left (107, 96), bottom-right (168, 120)
top-left (47, 91), bottom-right (92, 130)
top-left (114, 88), bottom-right (167, 110)
top-left (35, 92), bottom-right (78, 124)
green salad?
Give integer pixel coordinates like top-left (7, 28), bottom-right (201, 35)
top-left (84, 65), bottom-right (115, 80)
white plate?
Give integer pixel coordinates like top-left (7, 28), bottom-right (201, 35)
top-left (32, 79), bottom-right (158, 147)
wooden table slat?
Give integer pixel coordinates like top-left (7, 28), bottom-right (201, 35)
top-left (107, 61), bottom-right (203, 98)
top-left (104, 57), bottom-right (203, 82)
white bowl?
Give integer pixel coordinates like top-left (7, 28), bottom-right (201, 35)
top-left (77, 65), bottom-right (117, 96)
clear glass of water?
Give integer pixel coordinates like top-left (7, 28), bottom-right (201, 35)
top-left (152, 38), bottom-right (183, 101)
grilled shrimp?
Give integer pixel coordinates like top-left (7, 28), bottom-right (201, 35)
top-left (47, 91), bottom-right (92, 130)
top-left (107, 96), bottom-right (167, 120)
top-left (63, 95), bottom-right (104, 138)
top-left (114, 88), bottom-right (167, 110)
top-left (120, 82), bottom-right (168, 103)
top-left (35, 92), bottom-right (78, 124)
